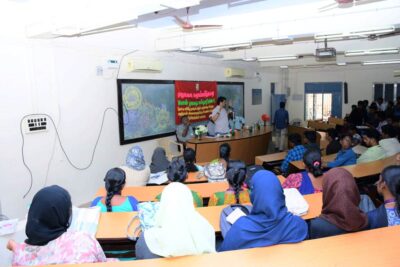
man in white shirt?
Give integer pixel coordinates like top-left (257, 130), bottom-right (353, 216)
top-left (211, 96), bottom-right (230, 135)
top-left (379, 124), bottom-right (400, 157)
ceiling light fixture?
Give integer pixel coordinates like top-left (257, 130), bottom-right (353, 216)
top-left (200, 42), bottom-right (252, 52)
top-left (362, 59), bottom-right (400, 66)
top-left (242, 57), bottom-right (257, 62)
top-left (315, 26), bottom-right (396, 41)
top-left (345, 48), bottom-right (399, 57)
top-left (257, 55), bottom-right (298, 62)
top-left (179, 46), bottom-right (201, 52)
top-left (336, 62), bottom-right (347, 66)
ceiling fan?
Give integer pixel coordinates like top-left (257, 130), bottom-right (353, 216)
top-left (319, 0), bottom-right (385, 12)
top-left (173, 7), bottom-right (222, 31)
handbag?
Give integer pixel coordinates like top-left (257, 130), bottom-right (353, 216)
top-left (126, 202), bottom-right (160, 241)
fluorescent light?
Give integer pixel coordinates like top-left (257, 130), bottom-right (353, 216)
top-left (242, 57), bottom-right (257, 62)
top-left (257, 55), bottom-right (298, 62)
top-left (179, 46), bottom-right (200, 52)
top-left (337, 62), bottom-right (347, 66)
top-left (200, 42), bottom-right (252, 52)
top-left (315, 26), bottom-right (396, 41)
top-left (345, 48), bottom-right (399, 57)
top-left (362, 59), bottom-right (400, 66)
top-left (349, 26), bottom-right (395, 36)
top-left (280, 66), bottom-right (288, 69)
top-left (160, 0), bottom-right (200, 9)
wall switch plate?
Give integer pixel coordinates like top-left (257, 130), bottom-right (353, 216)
top-left (23, 115), bottom-right (48, 134)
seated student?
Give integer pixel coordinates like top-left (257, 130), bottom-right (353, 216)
top-left (219, 170), bottom-right (308, 252)
top-left (349, 125), bottom-right (362, 146)
top-left (325, 133), bottom-right (357, 168)
top-left (183, 148), bottom-right (203, 172)
top-left (376, 111), bottom-right (388, 133)
top-left (303, 130), bottom-right (319, 152)
top-left (357, 129), bottom-right (386, 163)
top-left (136, 182), bottom-right (215, 259)
top-left (91, 168), bottom-right (138, 212)
top-left (280, 133), bottom-right (306, 175)
top-left (379, 124), bottom-right (400, 157)
top-left (150, 147), bottom-right (170, 174)
top-left (325, 128), bottom-right (341, 155)
top-left (155, 158), bottom-right (203, 207)
top-left (208, 160), bottom-right (250, 206)
top-left (7, 186), bottom-right (112, 266)
top-left (219, 143), bottom-right (231, 170)
top-left (368, 165), bottom-right (400, 229)
top-left (176, 115), bottom-right (193, 145)
top-left (282, 150), bottom-right (323, 195)
top-left (119, 145), bottom-right (150, 186)
top-left (309, 168), bottom-right (368, 239)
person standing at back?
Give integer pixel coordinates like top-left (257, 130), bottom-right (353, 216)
top-left (273, 101), bottom-right (289, 152)
top-left (211, 96), bottom-right (230, 135)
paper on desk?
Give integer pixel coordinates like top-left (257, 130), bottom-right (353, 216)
top-left (226, 208), bottom-right (247, 224)
top-left (284, 188), bottom-right (309, 216)
top-left (0, 219), bottom-right (18, 236)
top-left (68, 206), bottom-right (100, 238)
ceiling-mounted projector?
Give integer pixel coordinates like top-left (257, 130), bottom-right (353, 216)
top-left (315, 39), bottom-right (336, 61)
top-left (316, 47), bottom-right (336, 58)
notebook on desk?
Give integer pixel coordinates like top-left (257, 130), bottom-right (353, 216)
top-left (283, 188), bottom-right (309, 216)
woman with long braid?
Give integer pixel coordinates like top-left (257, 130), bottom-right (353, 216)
top-left (208, 160), bottom-right (250, 206)
top-left (91, 168), bottom-right (138, 212)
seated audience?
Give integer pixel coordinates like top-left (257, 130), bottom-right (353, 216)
top-left (120, 146), bottom-right (150, 186)
top-left (348, 101), bottom-right (365, 126)
top-left (219, 170), bottom-right (308, 251)
top-left (357, 129), bottom-right (386, 163)
top-left (376, 111), bottom-right (388, 133)
top-left (91, 168), bottom-right (138, 212)
top-left (325, 133), bottom-right (357, 168)
top-left (379, 124), bottom-right (400, 157)
top-left (150, 147), bottom-right (170, 174)
top-left (183, 148), bottom-right (203, 172)
top-left (366, 103), bottom-right (379, 128)
top-left (349, 125), bottom-right (362, 146)
top-left (208, 160), bottom-right (250, 206)
top-left (309, 168), bottom-right (368, 239)
top-left (368, 165), bottom-right (400, 229)
top-left (7, 186), bottom-right (112, 265)
top-left (282, 150), bottom-right (323, 195)
top-left (176, 115), bottom-right (193, 145)
top-left (325, 128), bottom-right (341, 155)
top-left (136, 183), bottom-right (215, 259)
top-left (155, 158), bottom-right (203, 207)
top-left (219, 143), bottom-right (231, 169)
top-left (303, 130), bottom-right (319, 152)
top-left (280, 133), bottom-right (306, 175)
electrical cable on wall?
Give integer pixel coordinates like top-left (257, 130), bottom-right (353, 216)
top-left (20, 107), bottom-right (118, 198)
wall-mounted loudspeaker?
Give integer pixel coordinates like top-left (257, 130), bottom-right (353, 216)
top-left (344, 82), bottom-right (348, 104)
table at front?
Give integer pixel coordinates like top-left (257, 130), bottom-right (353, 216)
top-left (186, 126), bottom-right (272, 165)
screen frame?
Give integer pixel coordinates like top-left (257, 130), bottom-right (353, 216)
top-left (217, 81), bottom-right (245, 118)
top-left (117, 79), bottom-right (176, 145)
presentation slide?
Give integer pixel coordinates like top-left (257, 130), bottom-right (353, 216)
top-left (117, 80), bottom-right (176, 144)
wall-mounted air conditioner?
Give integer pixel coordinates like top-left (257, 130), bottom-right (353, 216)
top-left (125, 59), bottom-right (163, 72)
top-left (224, 68), bottom-right (245, 78)
top-left (395, 70), bottom-right (400, 77)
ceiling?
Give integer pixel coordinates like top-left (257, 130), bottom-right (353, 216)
top-left (3, 0), bottom-right (400, 68)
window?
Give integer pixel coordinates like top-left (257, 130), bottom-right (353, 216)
top-left (374, 83), bottom-right (399, 102)
top-left (305, 93), bottom-right (332, 120)
top-left (304, 82), bottom-right (342, 121)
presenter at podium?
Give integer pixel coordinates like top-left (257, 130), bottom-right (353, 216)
top-left (211, 96), bottom-right (230, 135)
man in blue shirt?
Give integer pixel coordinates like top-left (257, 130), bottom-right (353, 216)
top-left (280, 133), bottom-right (306, 176)
top-left (273, 101), bottom-right (289, 152)
top-left (325, 133), bottom-right (356, 168)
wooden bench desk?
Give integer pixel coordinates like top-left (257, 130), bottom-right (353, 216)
top-left (340, 154), bottom-right (398, 179)
top-left (96, 182), bottom-right (230, 202)
top-left (290, 153), bottom-right (337, 172)
top-left (44, 225), bottom-right (400, 267)
top-left (96, 193), bottom-right (323, 240)
top-left (255, 151), bottom-right (287, 165)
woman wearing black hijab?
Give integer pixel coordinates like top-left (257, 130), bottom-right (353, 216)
top-left (150, 147), bottom-right (170, 174)
top-left (7, 185), bottom-right (112, 265)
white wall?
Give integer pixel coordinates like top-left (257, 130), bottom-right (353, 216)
top-left (0, 32), bottom-right (279, 219)
top-left (286, 65), bottom-right (400, 123)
